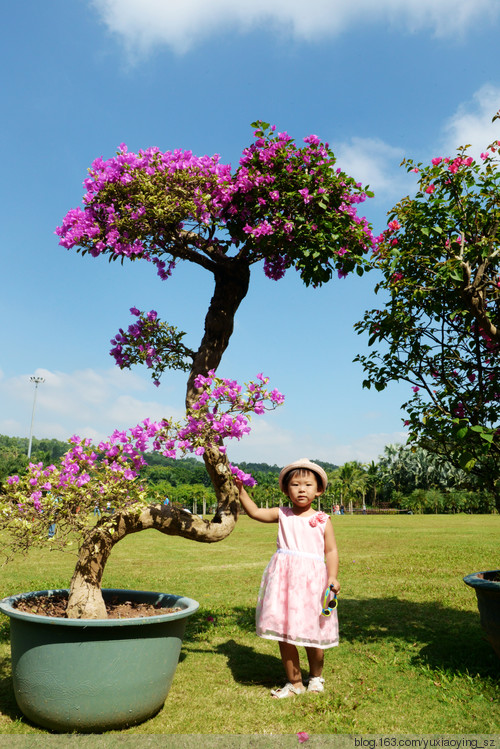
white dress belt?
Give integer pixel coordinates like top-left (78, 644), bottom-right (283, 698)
top-left (276, 548), bottom-right (324, 562)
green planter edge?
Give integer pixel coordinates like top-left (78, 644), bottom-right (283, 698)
top-left (0, 588), bottom-right (199, 732)
top-left (463, 569), bottom-right (500, 659)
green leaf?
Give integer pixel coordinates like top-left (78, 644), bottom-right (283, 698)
top-left (480, 432), bottom-right (494, 443)
top-left (250, 120), bottom-right (269, 131)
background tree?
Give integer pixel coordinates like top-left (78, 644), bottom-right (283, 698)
top-left (355, 114), bottom-right (500, 507)
top-left (250, 483), bottom-right (283, 510)
top-left (0, 445), bottom-right (28, 488)
top-left (377, 443), bottom-right (467, 499)
top-left (364, 460), bottom-right (381, 507)
top-left (331, 460), bottom-right (367, 511)
top-left (143, 456), bottom-right (212, 487)
top-left (0, 435), bottom-right (69, 487)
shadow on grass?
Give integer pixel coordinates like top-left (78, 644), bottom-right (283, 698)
top-left (216, 639), bottom-right (284, 687)
top-left (0, 619), bottom-right (10, 644)
top-left (187, 597), bottom-right (498, 682)
top-left (0, 654), bottom-right (22, 722)
top-left (340, 596), bottom-right (498, 678)
top-left (0, 619), bottom-right (20, 720)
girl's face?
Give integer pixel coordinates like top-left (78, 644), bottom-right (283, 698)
top-left (286, 470), bottom-right (322, 511)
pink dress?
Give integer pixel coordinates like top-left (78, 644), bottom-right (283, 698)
top-left (256, 507), bottom-right (339, 649)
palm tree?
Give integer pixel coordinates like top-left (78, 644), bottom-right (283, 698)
top-left (364, 461), bottom-right (381, 507)
top-left (377, 443), bottom-right (470, 506)
top-left (333, 461), bottom-right (367, 512)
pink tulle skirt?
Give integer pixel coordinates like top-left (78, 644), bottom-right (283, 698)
top-left (256, 549), bottom-right (339, 649)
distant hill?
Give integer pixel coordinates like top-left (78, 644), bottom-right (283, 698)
top-left (0, 434), bottom-right (70, 461)
top-left (237, 459), bottom-right (339, 475)
top-left (236, 462), bottom-right (281, 476)
top-left (310, 459), bottom-right (339, 472)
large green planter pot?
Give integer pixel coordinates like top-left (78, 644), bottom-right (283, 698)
top-left (463, 570), bottom-right (500, 659)
top-left (0, 588), bottom-right (199, 732)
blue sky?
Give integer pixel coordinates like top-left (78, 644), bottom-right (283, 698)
top-left (1, 0), bottom-right (500, 467)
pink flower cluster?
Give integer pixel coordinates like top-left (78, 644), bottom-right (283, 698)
top-left (5, 373), bottom-right (285, 516)
top-left (111, 308), bottom-right (161, 373)
top-left (80, 372), bottom-right (283, 488)
top-left (431, 155), bottom-right (474, 172)
top-left (55, 144), bottom-right (232, 273)
top-left (105, 372), bottom-right (284, 486)
top-left (234, 131), bottom-right (376, 271)
top-left (55, 123), bottom-right (375, 284)
top-left (8, 433), bottom-right (149, 514)
top-left (58, 164), bottom-right (210, 261)
top-left (110, 307), bottom-right (192, 386)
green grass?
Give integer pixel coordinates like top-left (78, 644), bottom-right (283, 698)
top-left (0, 514), bottom-right (499, 735)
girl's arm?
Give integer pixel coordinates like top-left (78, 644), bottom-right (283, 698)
top-left (235, 480), bottom-right (279, 523)
top-left (324, 518), bottom-right (340, 594)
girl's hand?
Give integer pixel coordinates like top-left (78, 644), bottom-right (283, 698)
top-left (236, 479), bottom-right (279, 523)
top-left (328, 578), bottom-right (341, 595)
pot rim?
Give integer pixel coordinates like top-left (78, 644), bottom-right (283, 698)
top-left (0, 588), bottom-right (199, 627)
top-left (463, 570), bottom-right (500, 592)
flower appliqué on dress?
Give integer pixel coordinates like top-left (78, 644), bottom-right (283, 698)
top-left (309, 511), bottom-right (328, 527)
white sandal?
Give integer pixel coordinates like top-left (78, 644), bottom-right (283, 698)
top-left (307, 676), bottom-right (325, 692)
top-left (270, 682), bottom-right (305, 698)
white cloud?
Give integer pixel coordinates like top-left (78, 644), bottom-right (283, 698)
top-left (328, 431), bottom-right (408, 465)
top-left (227, 416), bottom-right (407, 467)
top-left (333, 137), bottom-right (408, 199)
top-left (90, 0), bottom-right (499, 54)
top-left (441, 84), bottom-right (500, 157)
top-left (333, 84), bottom-right (500, 210)
top-left (0, 367), bottom-right (184, 446)
top-left (227, 418), bottom-right (297, 466)
top-left (0, 367), bottom-right (407, 467)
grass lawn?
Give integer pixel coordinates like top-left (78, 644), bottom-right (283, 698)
top-left (0, 513), bottom-right (499, 736)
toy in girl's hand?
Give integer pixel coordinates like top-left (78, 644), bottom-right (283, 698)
top-left (321, 584), bottom-right (338, 617)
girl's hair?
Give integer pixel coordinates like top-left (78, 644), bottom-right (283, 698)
top-left (282, 467), bottom-right (324, 494)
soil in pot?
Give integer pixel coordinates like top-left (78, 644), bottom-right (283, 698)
top-left (14, 592), bottom-right (182, 619)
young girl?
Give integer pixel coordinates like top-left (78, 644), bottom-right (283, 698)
top-left (236, 458), bottom-right (340, 698)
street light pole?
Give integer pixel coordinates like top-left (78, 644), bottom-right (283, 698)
top-left (28, 376), bottom-right (45, 459)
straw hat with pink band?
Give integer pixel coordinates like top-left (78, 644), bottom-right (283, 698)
top-left (278, 458), bottom-right (328, 494)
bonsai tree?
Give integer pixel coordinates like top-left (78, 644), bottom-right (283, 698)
top-left (355, 112), bottom-right (500, 507)
top-left (1, 122), bottom-right (374, 618)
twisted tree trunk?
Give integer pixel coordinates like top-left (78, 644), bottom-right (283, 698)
top-left (67, 494), bottom-right (238, 618)
top-left (67, 259), bottom-right (250, 618)
top-left (186, 259), bottom-right (251, 403)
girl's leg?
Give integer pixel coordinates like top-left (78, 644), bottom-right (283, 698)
top-left (305, 647), bottom-right (325, 692)
top-left (278, 641), bottom-right (304, 688)
top-left (305, 646), bottom-right (324, 677)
